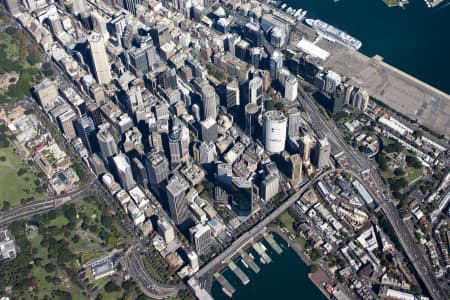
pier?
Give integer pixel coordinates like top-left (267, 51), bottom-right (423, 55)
top-left (252, 242), bottom-right (272, 264)
top-left (214, 272), bottom-right (235, 298)
top-left (240, 251), bottom-right (260, 273)
top-left (228, 261), bottom-right (250, 285)
top-left (264, 233), bottom-right (283, 255)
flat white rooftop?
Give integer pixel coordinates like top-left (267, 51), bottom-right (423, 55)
top-left (296, 39), bottom-right (330, 61)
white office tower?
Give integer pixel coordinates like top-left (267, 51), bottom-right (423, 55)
top-left (189, 223), bottom-right (213, 256)
top-left (248, 76), bottom-right (263, 109)
top-left (166, 174), bottom-right (189, 224)
top-left (88, 32), bottom-right (112, 85)
top-left (113, 153), bottom-right (136, 191)
top-left (72, 0), bottom-right (86, 15)
top-left (349, 87), bottom-right (369, 111)
top-left (263, 110), bottom-right (287, 153)
top-left (299, 134), bottom-right (314, 165)
top-left (270, 50), bottom-right (283, 79)
top-left (199, 141), bottom-right (216, 165)
top-left (285, 75), bottom-right (298, 101)
top-left (287, 107), bottom-right (301, 138)
top-left (157, 217), bottom-right (175, 244)
top-left (201, 84), bottom-right (217, 120)
top-left (97, 123), bottom-right (118, 162)
top-left (313, 137), bottom-right (331, 169)
top-left (187, 251), bottom-right (199, 272)
top-left (126, 86), bottom-right (143, 113)
top-left (91, 11), bottom-right (109, 40)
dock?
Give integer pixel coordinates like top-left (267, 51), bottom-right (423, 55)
top-left (240, 251), bottom-right (260, 273)
top-left (264, 233), bottom-right (283, 255)
top-left (228, 261), bottom-right (250, 285)
top-left (252, 242), bottom-right (272, 264)
top-left (214, 272), bottom-right (235, 298)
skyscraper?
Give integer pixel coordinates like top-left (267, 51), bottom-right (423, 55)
top-left (166, 174), bottom-right (189, 224)
top-left (131, 157), bottom-right (148, 187)
top-left (97, 123), bottom-right (118, 162)
top-left (230, 177), bottom-right (253, 217)
top-left (198, 142), bottom-right (216, 165)
top-left (287, 107), bottom-right (301, 138)
top-left (248, 76), bottom-right (263, 108)
top-left (128, 37), bottom-right (157, 75)
top-left (57, 109), bottom-right (77, 140)
top-left (90, 11), bottom-right (109, 40)
top-left (263, 110), bottom-right (287, 153)
top-left (261, 174), bottom-right (280, 202)
top-left (201, 84), bottom-right (217, 121)
top-left (168, 130), bottom-right (182, 168)
top-left (113, 153), bottom-right (136, 191)
top-left (144, 152), bottom-right (169, 185)
top-left (225, 79), bottom-right (240, 109)
top-left (299, 134), bottom-right (314, 165)
top-left (313, 137), bottom-right (331, 169)
top-left (88, 32), bottom-right (112, 85)
top-left (72, 0), bottom-right (86, 15)
top-left (245, 103), bottom-right (258, 138)
top-left (270, 50), bottom-right (283, 79)
top-left (189, 223), bottom-right (213, 256)
top-left (285, 75), bottom-right (298, 102)
top-left (125, 85), bottom-right (143, 113)
top-left (74, 116), bottom-right (97, 153)
top-left (289, 154), bottom-right (303, 182)
top-left (200, 118), bottom-right (218, 142)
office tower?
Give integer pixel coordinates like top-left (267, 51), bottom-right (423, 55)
top-left (324, 71), bottom-right (342, 94)
top-left (131, 157), bottom-right (148, 187)
top-left (270, 26), bottom-right (286, 48)
top-left (74, 116), bottom-right (97, 153)
top-left (199, 142), bottom-right (215, 165)
top-left (201, 83), bottom-right (217, 121)
top-left (34, 80), bottom-right (59, 111)
top-left (226, 33), bottom-right (240, 56)
top-left (154, 102), bottom-right (170, 120)
top-left (216, 163), bottom-right (232, 187)
top-left (191, 104), bottom-right (201, 122)
top-left (289, 154), bottom-right (303, 182)
top-left (263, 110), bottom-right (287, 153)
top-left (235, 39), bottom-right (250, 62)
top-left (349, 87), bottom-right (369, 111)
top-left (3, 0), bottom-right (19, 14)
top-left (287, 107), bottom-right (301, 138)
top-left (145, 151), bottom-right (169, 185)
top-left (313, 137), bottom-right (331, 169)
top-left (157, 217), bottom-right (175, 244)
top-left (285, 75), bottom-right (298, 101)
top-left (248, 76), bottom-right (263, 108)
top-left (331, 84), bottom-right (346, 115)
top-left (299, 134), bottom-right (314, 165)
top-left (225, 80), bottom-right (240, 109)
top-left (187, 251), bottom-right (199, 272)
top-left (166, 174), bottom-right (189, 224)
top-left (48, 16), bottom-right (64, 36)
top-left (88, 32), bottom-right (112, 85)
top-left (97, 123), bottom-right (118, 162)
top-left (128, 37), bottom-right (157, 75)
top-left (149, 126), bottom-right (163, 152)
top-left (243, 22), bottom-right (264, 47)
top-left (168, 130), bottom-right (182, 168)
top-left (249, 47), bottom-right (263, 69)
top-left (180, 126), bottom-right (190, 159)
top-left (152, 24), bottom-right (170, 48)
top-left (189, 223), bottom-right (213, 256)
top-left (200, 118), bottom-right (218, 143)
top-left (261, 174), bottom-right (280, 202)
top-left (113, 153), bottom-right (136, 190)
top-left (245, 103), bottom-right (258, 138)
top-left (270, 50), bottom-right (283, 79)
top-left (108, 12), bottom-right (127, 46)
top-left (230, 177), bottom-right (253, 217)
top-left (91, 11), bottom-right (109, 40)
top-left (125, 86), bottom-right (143, 113)
top-left (57, 109), bottom-right (77, 140)
top-left (72, 0), bottom-right (86, 15)
top-left (123, 0), bottom-right (139, 15)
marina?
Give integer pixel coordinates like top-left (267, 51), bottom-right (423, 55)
top-left (240, 251), bottom-right (260, 273)
top-left (228, 261), bottom-right (250, 285)
top-left (263, 233), bottom-right (283, 254)
top-left (214, 272), bottom-right (236, 298)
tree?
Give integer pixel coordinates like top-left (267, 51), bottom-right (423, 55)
top-left (394, 168), bottom-right (405, 177)
top-left (45, 263), bottom-right (56, 273)
top-left (41, 62), bottom-right (54, 77)
top-left (406, 155), bottom-right (422, 169)
top-left (412, 130), bottom-right (423, 139)
top-left (104, 281), bottom-right (120, 293)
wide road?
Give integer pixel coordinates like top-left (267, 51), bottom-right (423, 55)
top-left (194, 168), bottom-right (338, 278)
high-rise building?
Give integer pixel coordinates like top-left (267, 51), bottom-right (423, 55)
top-left (72, 0), bottom-right (86, 15)
top-left (128, 37), bottom-right (157, 75)
top-left (331, 84), bottom-right (346, 115)
top-left (57, 109), bottom-right (77, 140)
top-left (299, 134), bottom-right (314, 165)
top-left (270, 50), bottom-right (283, 79)
top-left (113, 153), bottom-right (136, 191)
top-left (200, 83), bottom-right (217, 121)
top-left (90, 11), bottom-right (109, 40)
top-left (123, 0), bottom-right (140, 15)
top-left (313, 137), bottom-right (331, 169)
top-left (157, 217), bottom-right (175, 244)
top-left (198, 142), bottom-right (216, 165)
top-left (74, 116), bottom-right (97, 153)
top-left (285, 75), bottom-right (298, 101)
top-left (230, 177), bottom-right (253, 217)
top-left (187, 251), bottom-right (199, 272)
top-left (243, 22), bottom-right (264, 47)
top-left (263, 110), bottom-right (287, 153)
top-left (97, 123), bottom-right (118, 162)
top-left (349, 87), bottom-right (369, 111)
top-left (324, 71), bottom-right (342, 94)
top-left (3, 0), bottom-right (19, 15)
top-left (88, 32), bottom-right (112, 85)
top-left (289, 154), bottom-right (303, 182)
top-left (248, 76), bottom-right (263, 108)
top-left (200, 118), bottom-right (218, 142)
top-left (131, 157), bottom-right (148, 187)
top-left (287, 107), bottom-right (301, 138)
top-left (152, 24), bottom-right (170, 48)
top-left (144, 151), bottom-right (169, 185)
top-left (168, 130), bottom-right (182, 168)
top-left (189, 223), bottom-right (213, 256)
top-left (34, 80), bottom-right (58, 111)
top-left (125, 86), bottom-right (143, 113)
top-left (245, 103), bottom-right (258, 138)
top-left (261, 174), bottom-right (280, 202)
top-left (225, 80), bottom-right (240, 109)
top-left (166, 174), bottom-right (190, 224)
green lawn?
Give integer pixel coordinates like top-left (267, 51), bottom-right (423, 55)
top-left (279, 211), bottom-right (296, 235)
top-left (0, 145), bottom-right (45, 209)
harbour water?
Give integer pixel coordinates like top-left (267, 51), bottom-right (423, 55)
top-left (211, 233), bottom-right (326, 300)
top-left (284, 0), bottom-right (450, 93)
